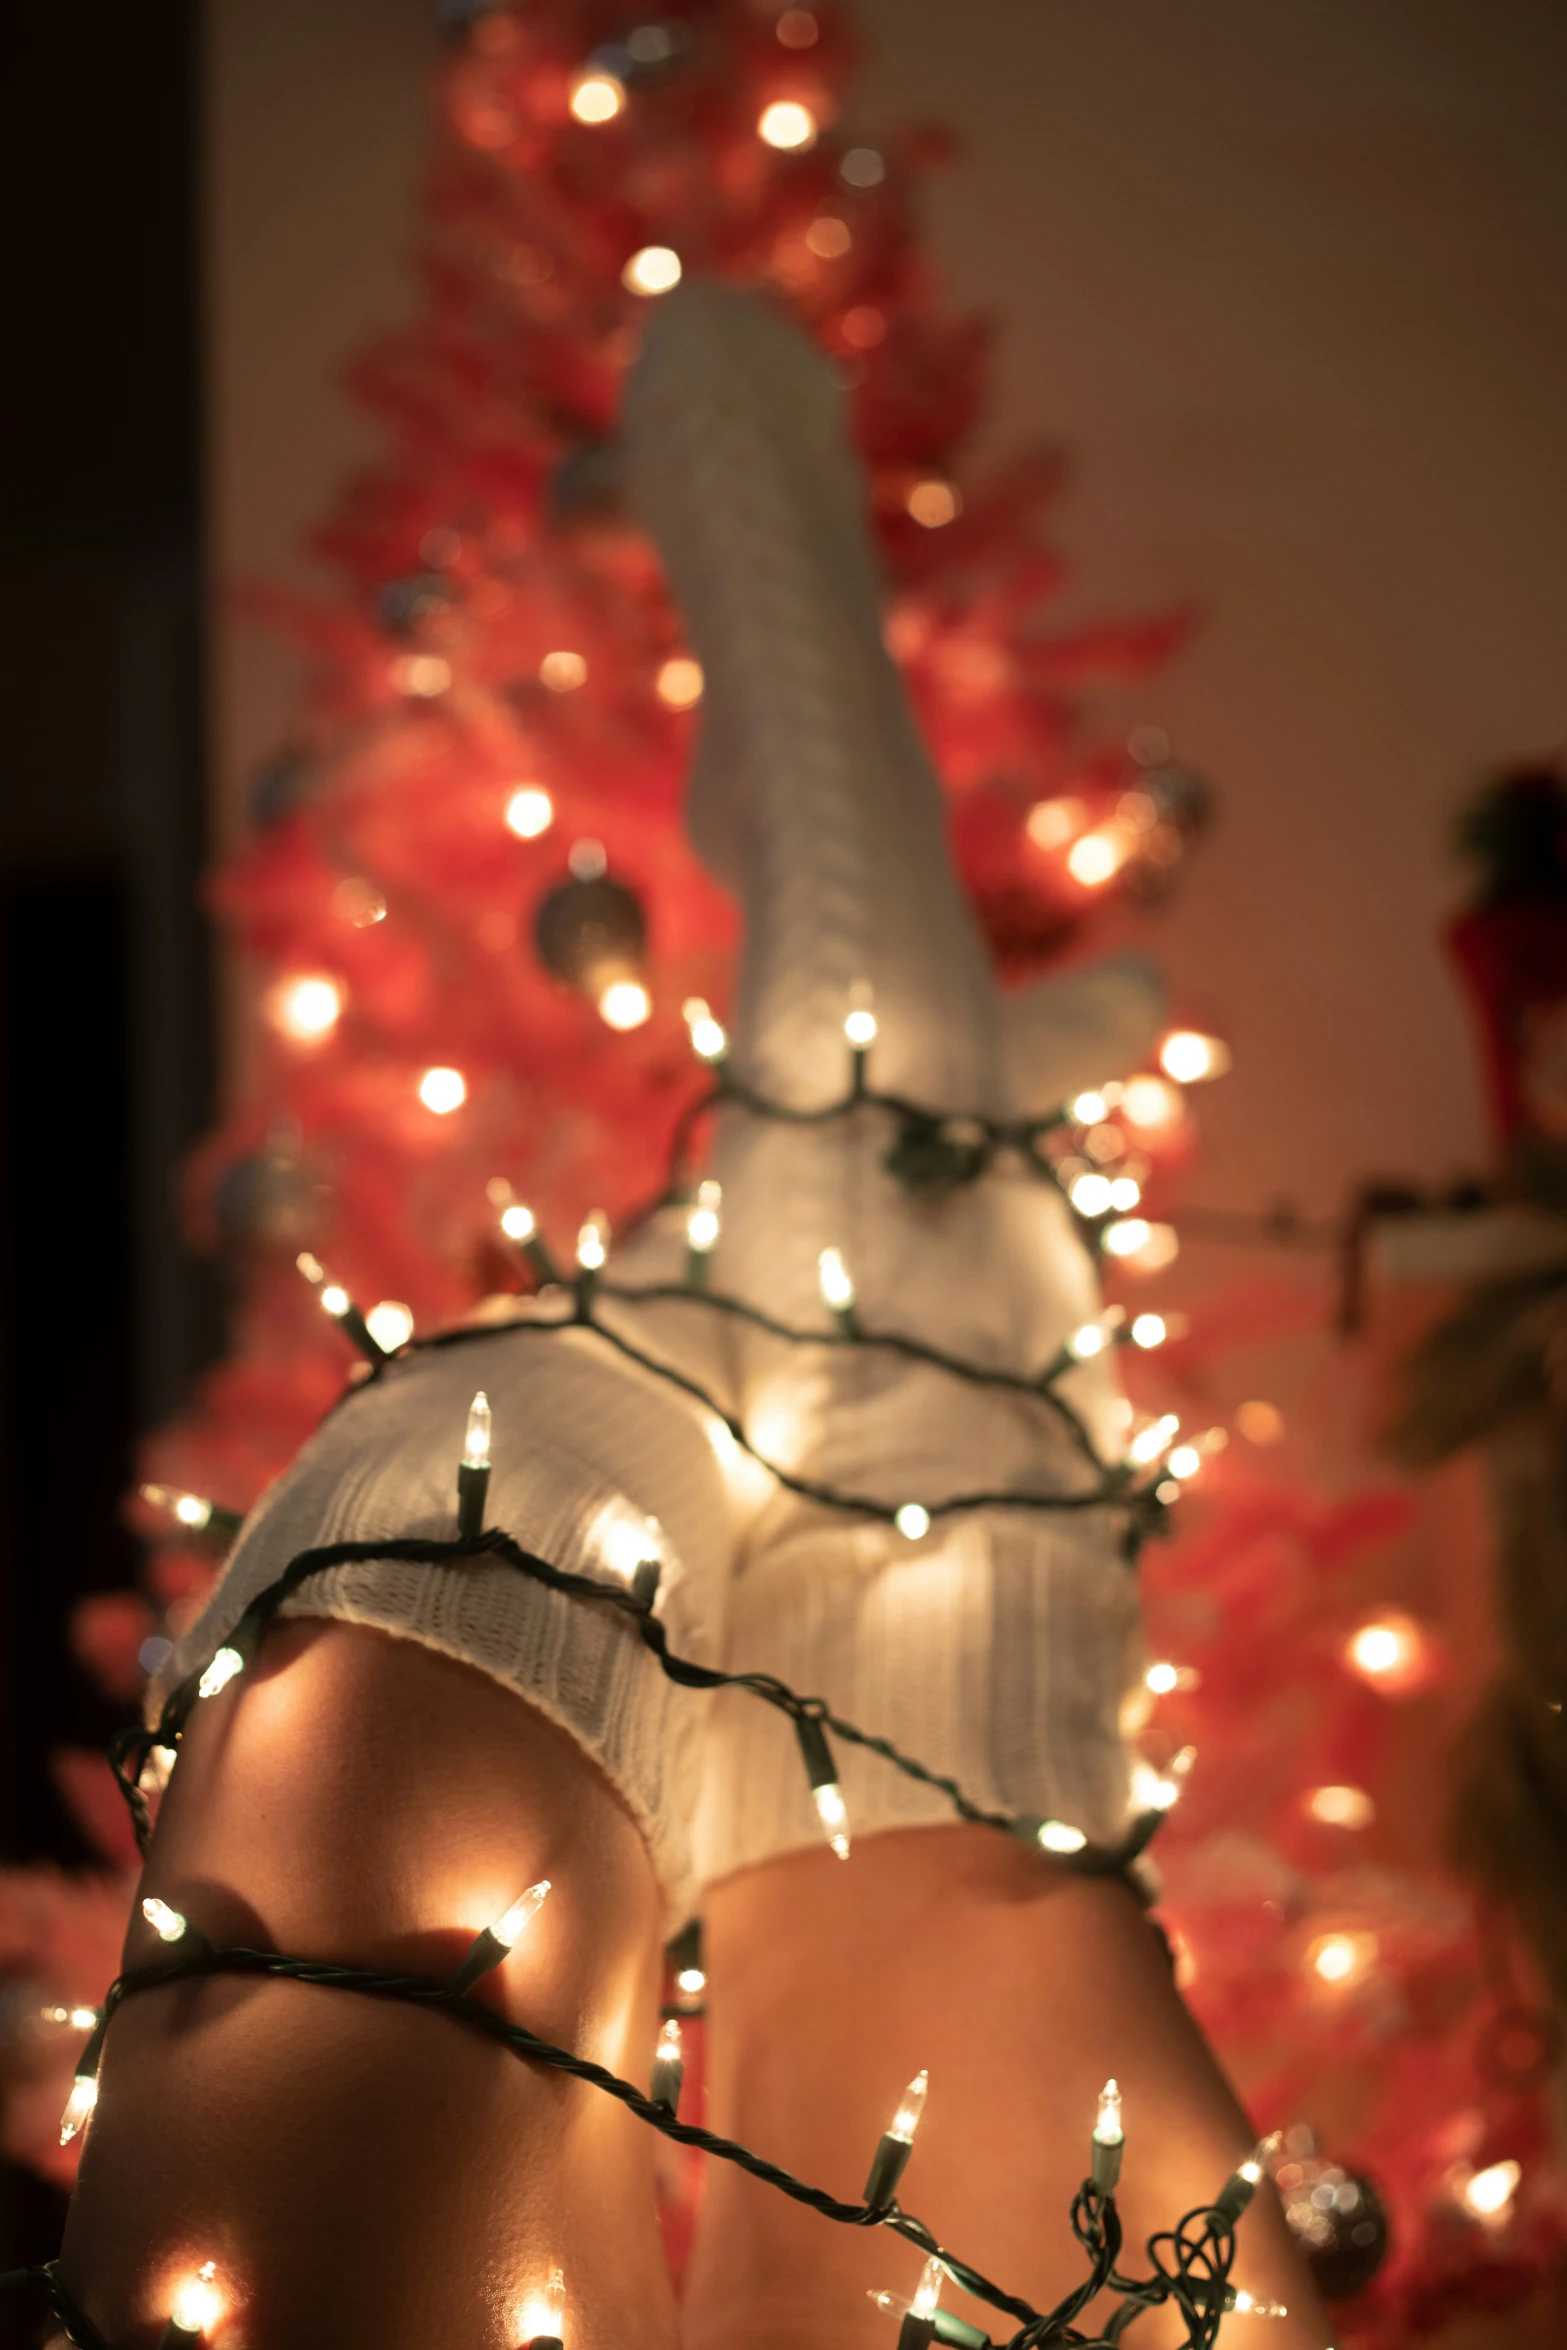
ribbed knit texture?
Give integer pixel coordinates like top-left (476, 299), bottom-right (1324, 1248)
top-left (157, 284), bottom-right (1150, 1920)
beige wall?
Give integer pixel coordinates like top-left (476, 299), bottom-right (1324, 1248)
top-left (209, 0), bottom-right (1567, 1218)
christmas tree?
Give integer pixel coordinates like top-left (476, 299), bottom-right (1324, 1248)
top-left (3, 6), bottom-right (1557, 2341)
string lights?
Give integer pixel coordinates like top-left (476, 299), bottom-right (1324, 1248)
top-left (519, 2261), bottom-right (567, 2350)
top-left (865, 2068), bottom-right (929, 2207)
top-left (458, 1391), bottom-right (492, 1537)
top-left (650, 2017), bottom-right (684, 2112)
top-left (795, 1715), bottom-right (852, 1860)
top-left (161, 2262), bottom-right (223, 2348)
top-left (295, 1251), bottom-right (385, 1364)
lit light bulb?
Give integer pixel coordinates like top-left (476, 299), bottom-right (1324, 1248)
top-left (464, 1392), bottom-right (492, 1470)
top-left (141, 1483), bottom-right (215, 1531)
top-left (1036, 1818), bottom-right (1088, 1854)
top-left (844, 983), bottom-right (877, 1092)
top-left (1067, 830), bottom-right (1128, 887)
top-left (622, 244), bottom-right (682, 295)
top-left (1159, 1029), bottom-right (1232, 1085)
top-left (1145, 1660), bottom-right (1179, 1695)
top-left (1306, 1784), bottom-right (1375, 1829)
top-left (505, 785), bottom-right (554, 839)
top-left (577, 1214), bottom-right (609, 1273)
top-left (1066, 1319), bottom-right (1107, 1360)
top-left (818, 1245), bottom-right (856, 1330)
top-left (167, 2263), bottom-right (223, 2340)
top-left (890, 2068), bottom-right (929, 2145)
top-left (1213, 2134), bottom-right (1282, 2222)
top-left (911, 2256), bottom-right (944, 2318)
top-left (1307, 1930), bottom-right (1377, 1986)
top-left (1167, 1443), bottom-right (1202, 1479)
top-left (268, 971), bottom-right (344, 1044)
top-left (1069, 1172), bottom-right (1113, 1217)
top-left (682, 996), bottom-right (728, 1061)
top-left (539, 649), bottom-right (587, 693)
top-left (198, 1646), bottom-right (245, 1700)
top-left (570, 66), bottom-right (624, 122)
top-left (894, 1503), bottom-right (931, 1540)
top-left (519, 2262), bottom-right (567, 2348)
top-left (1462, 2158), bottom-right (1521, 2220)
top-left (1095, 2078), bottom-right (1124, 2146)
top-left (907, 480), bottom-right (960, 529)
top-left (1230, 2288), bottom-right (1289, 2317)
top-left (1107, 1175), bottom-right (1142, 1211)
top-left (492, 1881), bottom-right (552, 1950)
top-left (598, 978), bottom-right (651, 1030)
top-left (59, 2073), bottom-right (98, 2145)
top-left (1025, 795), bottom-right (1085, 852)
top-left (500, 1202), bottom-right (536, 1243)
top-left (1071, 1089), bottom-right (1109, 1125)
top-left (655, 655), bottom-right (703, 708)
top-left (687, 1180), bottom-right (721, 1254)
top-left (142, 1897), bottom-right (188, 1943)
top-left (758, 98), bottom-right (817, 149)
top-left (394, 653), bottom-right (451, 697)
top-left (1344, 1613), bottom-right (1424, 1691)
top-left (1130, 1313), bottom-right (1167, 1349)
top-left (677, 1965), bottom-right (706, 1998)
top-left (651, 2016), bottom-right (684, 2112)
top-left (418, 1065), bottom-right (467, 1114)
top-left (1128, 1413), bottom-right (1180, 1466)
top-left (814, 1778), bottom-right (851, 1861)
top-left (1102, 1217), bottom-right (1179, 1268)
top-left (365, 1300), bottom-right (414, 1353)
top-left (1121, 1073), bottom-right (1180, 1129)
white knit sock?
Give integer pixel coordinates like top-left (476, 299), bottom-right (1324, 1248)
top-left (157, 285), bottom-right (1154, 1926)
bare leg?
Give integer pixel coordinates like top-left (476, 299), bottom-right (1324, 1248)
top-left (686, 1827), bottom-right (1329, 2350)
top-left (58, 1621), bottom-right (679, 2350)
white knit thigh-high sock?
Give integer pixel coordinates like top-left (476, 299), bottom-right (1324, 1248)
top-left (622, 284), bottom-right (1145, 1887)
top-left (150, 1316), bottom-right (734, 1922)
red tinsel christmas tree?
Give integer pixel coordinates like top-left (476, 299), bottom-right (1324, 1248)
top-left (4, 6), bottom-right (1555, 2338)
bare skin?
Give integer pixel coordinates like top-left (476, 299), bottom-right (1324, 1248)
top-left (59, 1622), bottom-right (1328, 2348)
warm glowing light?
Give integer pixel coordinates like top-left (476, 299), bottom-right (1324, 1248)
top-left (1167, 1443), bottom-right (1202, 1480)
top-left (687, 1179), bottom-right (722, 1254)
top-left (1345, 1615), bottom-right (1423, 1686)
top-left (1037, 1818), bottom-right (1088, 1854)
top-left (1103, 1217), bottom-right (1179, 1268)
top-left (395, 653), bottom-right (451, 697)
top-left (1307, 1785), bottom-right (1376, 1829)
top-left (677, 1965), bottom-right (706, 1997)
top-left (1231, 2289), bottom-right (1289, 2317)
top-left (814, 1779), bottom-right (851, 1861)
top-left (500, 1202), bottom-right (536, 1243)
top-left (805, 214), bottom-right (851, 258)
top-left (331, 875), bottom-right (386, 927)
top-left (907, 480), bottom-right (961, 528)
top-left (169, 2265), bottom-right (224, 2337)
top-left (1070, 1172), bottom-right (1113, 1217)
top-left (1159, 1029), bottom-right (1232, 1084)
top-left (597, 1510), bottom-right (663, 1586)
top-left (1129, 1413), bottom-right (1180, 1465)
top-left (198, 1647), bottom-right (245, 1700)
top-left (1145, 1661), bottom-right (1180, 1696)
top-left (268, 972), bottom-right (344, 1043)
top-left (1067, 830), bottom-right (1128, 887)
top-left (321, 1283), bottom-right (350, 1318)
top-left (505, 785), bottom-right (554, 839)
top-left (538, 647), bottom-right (588, 691)
top-left (1463, 2159), bottom-right (1521, 2219)
top-left (911, 2257), bottom-right (944, 2318)
top-left (141, 1483), bottom-right (214, 1530)
top-left (1095, 2078), bottom-right (1124, 2146)
top-left (1071, 1090), bottom-right (1108, 1125)
top-left (623, 244), bottom-right (682, 295)
top-left (365, 1300), bottom-right (414, 1353)
top-left (1236, 1398), bottom-right (1284, 1445)
top-left (519, 2262), bottom-right (567, 2345)
top-left (1025, 795), bottom-right (1085, 852)
top-left (818, 1246), bottom-right (855, 1313)
top-left (464, 1391), bottom-right (492, 1470)
top-left (895, 1503), bottom-right (931, 1540)
top-left (59, 2074), bottom-right (98, 2145)
top-left (577, 1215), bottom-right (609, 1272)
top-left (598, 978), bottom-right (652, 1030)
top-left (1066, 1319), bottom-right (1107, 1360)
top-left (682, 996), bottom-right (728, 1061)
top-left (656, 655), bottom-right (703, 708)
top-left (570, 67), bottom-right (625, 122)
top-left (1307, 1930), bottom-right (1377, 1986)
top-left (419, 1065), bottom-right (467, 1114)
top-left (1132, 1755), bottom-right (1188, 1812)
top-left (1131, 1313), bottom-right (1168, 1350)
top-left (1107, 1175), bottom-right (1142, 1212)
top-left (844, 987), bottom-right (878, 1049)
top-left (492, 1880), bottom-right (551, 1950)
top-left (890, 2068), bottom-right (929, 2144)
top-left (141, 1897), bottom-right (188, 1943)
top-left (759, 98), bottom-right (817, 150)
top-left (1122, 1073), bottom-right (1180, 1129)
